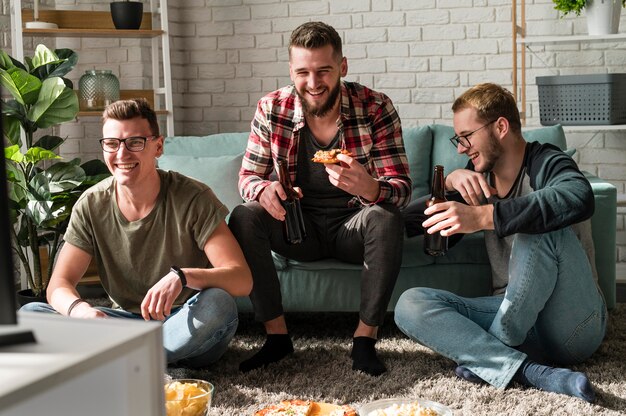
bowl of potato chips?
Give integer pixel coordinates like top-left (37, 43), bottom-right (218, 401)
top-left (164, 378), bottom-right (213, 416)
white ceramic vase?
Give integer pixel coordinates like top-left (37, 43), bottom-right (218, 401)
top-left (585, 0), bottom-right (622, 35)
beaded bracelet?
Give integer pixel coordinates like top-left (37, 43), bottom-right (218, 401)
top-left (67, 298), bottom-right (88, 317)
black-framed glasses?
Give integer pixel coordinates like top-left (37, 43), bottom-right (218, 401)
top-left (99, 136), bottom-right (157, 153)
top-left (449, 119), bottom-right (498, 149)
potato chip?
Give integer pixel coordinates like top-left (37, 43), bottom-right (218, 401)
top-left (164, 380), bottom-right (212, 416)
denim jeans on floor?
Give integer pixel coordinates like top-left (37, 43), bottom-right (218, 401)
top-left (394, 227), bottom-right (607, 389)
top-left (21, 288), bottom-right (239, 368)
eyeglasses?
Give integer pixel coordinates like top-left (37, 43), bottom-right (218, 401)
top-left (449, 120), bottom-right (498, 149)
top-left (99, 136), bottom-right (157, 153)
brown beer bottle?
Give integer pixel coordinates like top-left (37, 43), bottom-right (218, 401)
top-left (277, 159), bottom-right (307, 244)
top-left (424, 165), bottom-right (448, 256)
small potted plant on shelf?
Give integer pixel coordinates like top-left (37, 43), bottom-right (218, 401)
top-left (1, 44), bottom-right (110, 303)
top-left (110, 0), bottom-right (144, 30)
top-left (552, 0), bottom-right (625, 35)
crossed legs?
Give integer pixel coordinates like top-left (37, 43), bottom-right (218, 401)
top-left (21, 288), bottom-right (239, 368)
top-left (395, 227), bottom-right (606, 400)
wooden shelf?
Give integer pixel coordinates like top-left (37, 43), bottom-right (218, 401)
top-left (76, 89), bottom-right (169, 116)
top-left (22, 28), bottom-right (163, 38)
top-left (21, 10), bottom-right (159, 37)
top-left (562, 125), bottom-right (626, 132)
top-left (517, 33), bottom-right (626, 45)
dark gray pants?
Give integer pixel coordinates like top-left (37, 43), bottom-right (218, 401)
top-left (228, 201), bottom-right (404, 326)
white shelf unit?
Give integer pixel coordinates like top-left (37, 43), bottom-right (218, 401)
top-left (9, 0), bottom-right (174, 136)
top-left (511, 0), bottom-right (626, 132)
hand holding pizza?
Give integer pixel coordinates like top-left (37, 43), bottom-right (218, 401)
top-left (323, 152), bottom-right (380, 202)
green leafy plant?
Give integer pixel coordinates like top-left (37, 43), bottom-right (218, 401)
top-left (1, 44), bottom-right (110, 298)
top-left (553, 0), bottom-right (626, 16)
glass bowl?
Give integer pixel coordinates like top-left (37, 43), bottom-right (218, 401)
top-left (164, 378), bottom-right (214, 416)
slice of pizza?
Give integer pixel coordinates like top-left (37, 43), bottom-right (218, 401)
top-left (328, 404), bottom-right (357, 416)
top-left (254, 399), bottom-right (314, 416)
top-left (311, 149), bottom-right (353, 164)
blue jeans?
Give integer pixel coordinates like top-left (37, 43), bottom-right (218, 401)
top-left (21, 288), bottom-right (239, 368)
top-left (394, 227), bottom-right (607, 389)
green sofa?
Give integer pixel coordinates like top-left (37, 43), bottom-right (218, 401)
top-left (159, 124), bottom-right (617, 311)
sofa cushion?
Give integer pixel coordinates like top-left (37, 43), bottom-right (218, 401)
top-left (163, 133), bottom-right (249, 156)
top-left (158, 153), bottom-right (244, 212)
top-left (521, 124), bottom-right (566, 150)
top-left (429, 124), bottom-right (468, 188)
top-left (402, 125), bottom-right (433, 200)
top-left (160, 134), bottom-right (249, 212)
top-left (433, 232), bottom-right (490, 265)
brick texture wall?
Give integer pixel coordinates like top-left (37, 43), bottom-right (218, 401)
top-left (3, 0), bottom-right (626, 270)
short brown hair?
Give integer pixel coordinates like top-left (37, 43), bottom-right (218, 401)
top-left (452, 83), bottom-right (522, 134)
top-left (102, 98), bottom-right (160, 136)
top-left (289, 21), bottom-right (342, 62)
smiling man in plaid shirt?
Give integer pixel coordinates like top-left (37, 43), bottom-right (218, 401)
top-left (229, 21), bottom-right (411, 376)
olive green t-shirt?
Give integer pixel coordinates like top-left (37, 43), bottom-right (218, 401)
top-left (64, 169), bottom-right (228, 313)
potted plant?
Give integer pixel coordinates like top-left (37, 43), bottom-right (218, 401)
top-left (1, 44), bottom-right (110, 302)
top-left (552, 0), bottom-right (625, 34)
top-left (110, 1), bottom-right (144, 30)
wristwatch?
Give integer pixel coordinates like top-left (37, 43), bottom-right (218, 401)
top-left (170, 265), bottom-right (187, 288)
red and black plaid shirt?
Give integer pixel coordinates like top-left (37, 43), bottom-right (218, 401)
top-left (239, 81), bottom-right (411, 207)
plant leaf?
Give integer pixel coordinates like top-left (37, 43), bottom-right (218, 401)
top-left (45, 162), bottom-right (86, 193)
top-left (26, 173), bottom-right (53, 226)
top-left (48, 49), bottom-right (79, 79)
top-left (5, 160), bottom-right (27, 205)
top-left (30, 46), bottom-right (78, 81)
top-left (4, 144), bottom-right (25, 163)
top-left (27, 200), bottom-right (54, 226)
top-left (16, 216), bottom-right (30, 247)
top-left (31, 45), bottom-right (61, 70)
top-left (33, 135), bottom-right (65, 151)
top-left (81, 159), bottom-right (110, 176)
top-left (0, 50), bottom-right (16, 71)
top-left (2, 112), bottom-right (22, 145)
top-left (0, 67), bottom-right (41, 105)
top-left (23, 147), bottom-right (61, 164)
top-left (28, 77), bottom-right (79, 129)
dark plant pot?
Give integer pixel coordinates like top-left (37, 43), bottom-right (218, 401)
top-left (16, 288), bottom-right (47, 307)
top-left (110, 1), bottom-right (144, 30)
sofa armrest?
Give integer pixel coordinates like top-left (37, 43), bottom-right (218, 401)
top-left (585, 172), bottom-right (617, 309)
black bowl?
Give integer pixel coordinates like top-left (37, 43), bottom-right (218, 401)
top-left (110, 1), bottom-right (144, 30)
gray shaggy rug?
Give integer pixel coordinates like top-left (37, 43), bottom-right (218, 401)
top-left (165, 304), bottom-right (626, 415)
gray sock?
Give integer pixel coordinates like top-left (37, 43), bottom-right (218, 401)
top-left (513, 359), bottom-right (595, 403)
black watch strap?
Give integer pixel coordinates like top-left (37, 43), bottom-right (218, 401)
top-left (170, 265), bottom-right (187, 288)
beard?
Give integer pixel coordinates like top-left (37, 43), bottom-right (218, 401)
top-left (296, 79), bottom-right (342, 118)
top-left (475, 131), bottom-right (503, 173)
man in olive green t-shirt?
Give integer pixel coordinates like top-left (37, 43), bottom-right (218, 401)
top-left (21, 99), bottom-right (252, 367)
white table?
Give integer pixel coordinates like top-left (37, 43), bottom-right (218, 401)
top-left (0, 311), bottom-right (166, 415)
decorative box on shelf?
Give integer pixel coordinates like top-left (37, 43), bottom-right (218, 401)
top-left (537, 73), bottom-right (626, 126)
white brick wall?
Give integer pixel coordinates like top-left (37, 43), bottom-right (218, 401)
top-left (2, 0), bottom-right (626, 272)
